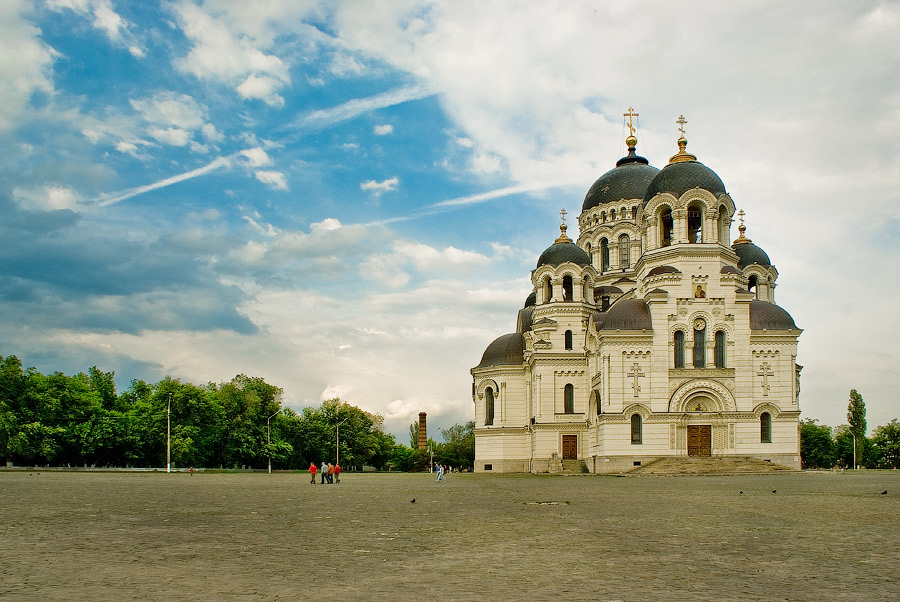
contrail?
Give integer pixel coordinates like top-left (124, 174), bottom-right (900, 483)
top-left (98, 155), bottom-right (234, 207)
top-left (289, 84), bottom-right (435, 131)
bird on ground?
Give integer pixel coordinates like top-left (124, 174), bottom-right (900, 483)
top-left (410, 498), bottom-right (416, 503)
top-left (882, 490), bottom-right (888, 495)
top-left (739, 491), bottom-right (743, 494)
top-left (772, 490), bottom-right (777, 493)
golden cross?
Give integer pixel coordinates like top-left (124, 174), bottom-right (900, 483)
top-left (676, 114), bottom-right (688, 137)
top-left (737, 209), bottom-right (746, 226)
top-left (560, 208), bottom-right (567, 225)
top-left (623, 107), bottom-right (639, 136)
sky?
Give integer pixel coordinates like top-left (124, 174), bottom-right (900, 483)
top-left (2, 0), bottom-right (899, 441)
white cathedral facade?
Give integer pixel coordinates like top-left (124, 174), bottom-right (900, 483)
top-left (471, 117), bottom-right (802, 473)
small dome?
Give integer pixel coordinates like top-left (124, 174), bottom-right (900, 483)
top-left (643, 160), bottom-right (726, 204)
top-left (524, 291), bottom-right (536, 308)
top-left (749, 300), bottom-right (797, 330)
top-left (720, 265), bottom-right (742, 275)
top-left (476, 333), bottom-right (524, 368)
top-left (646, 265), bottom-right (681, 276)
top-left (599, 298), bottom-right (652, 330)
top-left (594, 285), bottom-right (623, 295)
top-left (582, 149), bottom-right (659, 212)
top-left (537, 241), bottom-right (591, 269)
top-left (733, 242), bottom-right (771, 269)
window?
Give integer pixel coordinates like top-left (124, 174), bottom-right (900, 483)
top-left (760, 412), bottom-right (772, 443)
top-left (600, 239), bottom-right (610, 271)
top-left (631, 414), bottom-right (642, 444)
top-left (660, 209), bottom-right (673, 247)
top-left (693, 323), bottom-right (706, 368)
top-left (601, 211), bottom-right (606, 222)
top-left (564, 330), bottom-right (573, 350)
top-left (718, 205), bottom-right (729, 243)
top-left (562, 276), bottom-right (573, 301)
top-left (618, 234), bottom-right (630, 269)
top-left (715, 330), bottom-right (726, 368)
top-left (674, 330), bottom-right (685, 368)
top-left (564, 384), bottom-right (574, 414)
top-left (688, 206), bottom-right (703, 243)
top-left (485, 388), bottom-right (494, 426)
top-left (632, 206), bottom-right (638, 219)
top-left (748, 275), bottom-right (757, 298)
top-left (543, 276), bottom-right (552, 303)
top-left (611, 209), bottom-right (616, 220)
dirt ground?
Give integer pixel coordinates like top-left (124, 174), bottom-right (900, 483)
top-left (1, 469), bottom-right (898, 601)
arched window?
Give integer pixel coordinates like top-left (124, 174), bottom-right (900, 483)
top-left (693, 322), bottom-right (706, 368)
top-left (632, 206), bottom-right (638, 219)
top-left (485, 388), bottom-right (494, 426)
top-left (748, 275), bottom-right (757, 298)
top-left (610, 209), bottom-right (616, 221)
top-left (718, 205), bottom-right (729, 243)
top-left (564, 384), bottom-right (574, 414)
top-left (674, 330), bottom-right (685, 368)
top-left (715, 330), bottom-right (726, 368)
top-left (760, 412), bottom-right (772, 443)
top-left (601, 211), bottom-right (606, 223)
top-left (618, 234), bottom-right (630, 269)
top-left (543, 276), bottom-right (552, 303)
top-left (631, 414), bottom-right (642, 444)
top-left (564, 329), bottom-right (573, 350)
top-left (600, 238), bottom-right (610, 272)
top-left (562, 276), bottom-right (573, 301)
top-left (660, 209), bottom-right (673, 247)
top-left (688, 205), bottom-right (703, 243)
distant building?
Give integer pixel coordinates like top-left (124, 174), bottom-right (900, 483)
top-left (471, 115), bottom-right (802, 473)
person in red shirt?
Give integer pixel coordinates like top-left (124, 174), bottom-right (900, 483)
top-left (308, 461), bottom-right (317, 484)
top-left (334, 464), bottom-right (342, 483)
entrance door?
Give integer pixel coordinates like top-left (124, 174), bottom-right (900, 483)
top-left (562, 435), bottom-right (577, 460)
top-left (687, 425), bottom-right (712, 456)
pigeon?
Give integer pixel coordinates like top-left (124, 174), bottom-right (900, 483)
top-left (739, 491), bottom-right (743, 494)
top-left (772, 490), bottom-right (777, 493)
top-left (410, 498), bottom-right (416, 503)
top-left (882, 490), bottom-right (888, 495)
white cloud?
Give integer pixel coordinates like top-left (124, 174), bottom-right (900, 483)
top-left (240, 147), bottom-right (272, 167)
top-left (254, 170), bottom-right (288, 190)
top-left (12, 185), bottom-right (84, 212)
top-left (360, 177), bottom-right (399, 195)
top-left (0, 2), bottom-right (56, 132)
top-left (236, 73), bottom-right (285, 107)
top-left (374, 124), bottom-right (394, 135)
top-left (148, 127), bottom-right (191, 147)
top-left (47, 0), bottom-right (146, 56)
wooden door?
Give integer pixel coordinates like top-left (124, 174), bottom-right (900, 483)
top-left (687, 425), bottom-right (712, 456)
top-left (562, 435), bottom-right (577, 460)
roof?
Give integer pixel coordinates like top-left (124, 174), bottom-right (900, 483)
top-left (646, 265), bottom-right (681, 276)
top-left (733, 242), bottom-right (772, 269)
top-left (643, 160), bottom-right (726, 204)
top-left (599, 298), bottom-right (652, 331)
top-left (720, 265), bottom-right (742, 275)
top-left (749, 300), bottom-right (798, 330)
top-left (475, 333), bottom-right (525, 368)
top-left (582, 154), bottom-right (659, 212)
top-left (536, 241), bottom-right (591, 269)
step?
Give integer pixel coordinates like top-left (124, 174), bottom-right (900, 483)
top-left (626, 456), bottom-right (796, 476)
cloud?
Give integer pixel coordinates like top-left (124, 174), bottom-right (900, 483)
top-left (47, 0), bottom-right (146, 57)
top-left (240, 147), bottom-right (272, 167)
top-left (0, 3), bottom-right (56, 132)
top-left (12, 185), bottom-right (84, 212)
top-left (374, 124), bottom-right (394, 135)
top-left (236, 73), bottom-right (285, 107)
top-left (290, 85), bottom-right (434, 131)
top-left (360, 177), bottom-right (399, 195)
top-left (254, 170), bottom-right (288, 190)
top-left (97, 155), bottom-right (234, 206)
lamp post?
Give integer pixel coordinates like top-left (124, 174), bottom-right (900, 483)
top-left (166, 393), bottom-right (172, 473)
top-left (851, 431), bottom-right (857, 470)
top-left (267, 411), bottom-right (279, 474)
top-left (336, 418), bottom-right (348, 467)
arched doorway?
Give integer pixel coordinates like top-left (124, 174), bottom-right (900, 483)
top-left (686, 395), bottom-right (713, 456)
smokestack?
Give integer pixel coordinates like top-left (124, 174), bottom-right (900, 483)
top-left (418, 412), bottom-right (427, 450)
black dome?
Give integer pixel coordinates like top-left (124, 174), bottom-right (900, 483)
top-left (476, 333), bottom-right (525, 368)
top-left (643, 160), bottom-right (726, 204)
top-left (582, 150), bottom-right (659, 212)
top-left (733, 242), bottom-right (771, 269)
top-left (537, 241), bottom-right (591, 269)
top-left (721, 265), bottom-right (742, 275)
top-left (524, 291), bottom-right (536, 308)
top-left (749, 300), bottom-right (797, 330)
top-left (599, 298), bottom-right (652, 330)
top-left (646, 265), bottom-right (681, 276)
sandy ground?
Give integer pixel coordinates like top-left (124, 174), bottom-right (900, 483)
top-left (1, 470), bottom-right (898, 601)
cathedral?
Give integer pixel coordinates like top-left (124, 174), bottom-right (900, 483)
top-left (471, 113), bottom-right (802, 473)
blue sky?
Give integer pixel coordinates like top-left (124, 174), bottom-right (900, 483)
top-left (2, 0), bottom-right (899, 440)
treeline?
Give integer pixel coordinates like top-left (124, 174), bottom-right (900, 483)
top-left (0, 354), bottom-right (474, 471)
top-left (800, 390), bottom-right (900, 469)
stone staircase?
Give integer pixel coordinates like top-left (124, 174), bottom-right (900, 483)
top-left (561, 459), bottom-right (588, 474)
top-left (626, 456), bottom-right (796, 476)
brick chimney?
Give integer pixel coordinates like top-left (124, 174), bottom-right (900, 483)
top-left (418, 412), bottom-right (427, 450)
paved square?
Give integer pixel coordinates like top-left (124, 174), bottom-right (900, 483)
top-left (1, 470), bottom-right (898, 601)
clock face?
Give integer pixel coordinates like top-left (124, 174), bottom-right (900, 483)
top-left (693, 318), bottom-right (706, 330)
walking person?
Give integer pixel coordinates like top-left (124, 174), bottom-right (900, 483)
top-left (320, 461), bottom-right (327, 484)
top-left (334, 464), bottom-right (342, 483)
top-left (309, 461), bottom-right (317, 484)
top-left (327, 463), bottom-right (334, 484)
top-left (435, 463), bottom-right (443, 482)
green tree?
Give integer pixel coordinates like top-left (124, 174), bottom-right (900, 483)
top-left (799, 419), bottom-right (835, 469)
top-left (440, 421), bottom-right (476, 470)
top-left (847, 389), bottom-right (867, 467)
top-left (409, 421), bottom-right (419, 448)
top-left (872, 419), bottom-right (900, 469)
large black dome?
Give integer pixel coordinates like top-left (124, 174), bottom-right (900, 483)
top-left (733, 241), bottom-right (771, 268)
top-left (643, 160), bottom-right (726, 204)
top-left (476, 332), bottom-right (525, 368)
top-left (749, 300), bottom-right (797, 330)
top-left (599, 298), bottom-right (652, 331)
top-left (583, 148), bottom-right (659, 212)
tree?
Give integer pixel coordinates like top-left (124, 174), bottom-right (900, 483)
top-left (409, 421), bottom-right (419, 448)
top-left (872, 419), bottom-right (900, 469)
top-left (799, 419), bottom-right (835, 469)
top-left (440, 421), bottom-right (475, 470)
top-left (847, 389), bottom-right (867, 467)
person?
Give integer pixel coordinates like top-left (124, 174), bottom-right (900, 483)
top-left (327, 463), bottom-right (334, 484)
top-left (435, 463), bottom-right (443, 482)
top-left (695, 285), bottom-right (705, 298)
top-left (320, 461), bottom-right (327, 484)
top-left (334, 464), bottom-right (342, 483)
top-left (309, 461), bottom-right (317, 484)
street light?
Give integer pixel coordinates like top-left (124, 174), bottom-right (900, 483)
top-left (336, 418), bottom-right (348, 467)
top-left (267, 411), bottom-right (279, 474)
top-left (167, 393), bottom-right (172, 473)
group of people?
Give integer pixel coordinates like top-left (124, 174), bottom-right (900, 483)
top-left (309, 461), bottom-right (341, 484)
top-left (435, 463), bottom-right (452, 482)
